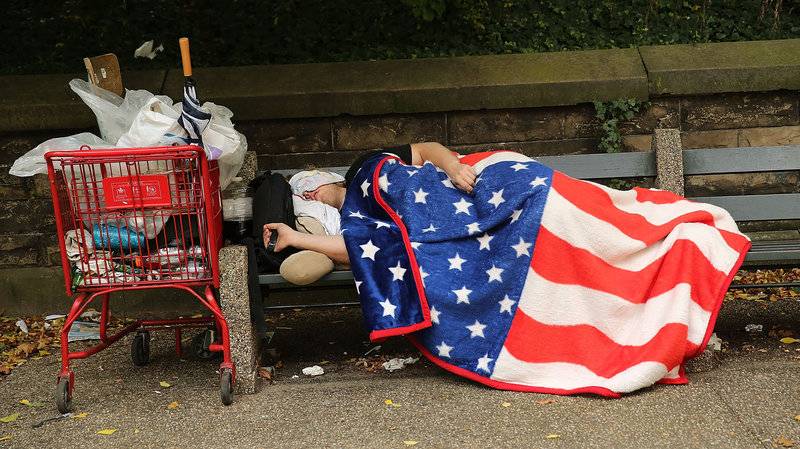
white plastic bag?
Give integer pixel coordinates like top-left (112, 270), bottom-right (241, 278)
top-left (68, 79), bottom-right (170, 144)
top-left (9, 133), bottom-right (113, 177)
top-left (12, 80), bottom-right (246, 190)
top-left (116, 96), bottom-right (187, 149)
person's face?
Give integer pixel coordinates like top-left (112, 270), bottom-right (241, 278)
top-left (302, 183), bottom-right (340, 208)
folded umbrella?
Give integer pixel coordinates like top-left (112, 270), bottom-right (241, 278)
top-left (178, 37), bottom-right (211, 148)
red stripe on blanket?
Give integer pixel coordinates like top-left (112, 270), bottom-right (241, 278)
top-left (460, 150), bottom-right (513, 167)
top-left (552, 172), bottom-right (719, 245)
top-left (633, 187), bottom-right (685, 204)
top-left (503, 311), bottom-right (697, 378)
top-left (532, 227), bottom-right (727, 311)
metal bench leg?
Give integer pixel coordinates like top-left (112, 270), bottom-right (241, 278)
top-left (219, 245), bottom-right (262, 394)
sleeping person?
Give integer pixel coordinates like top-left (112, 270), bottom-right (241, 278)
top-left (263, 141), bottom-right (750, 396)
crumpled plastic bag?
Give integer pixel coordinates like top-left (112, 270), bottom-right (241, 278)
top-left (9, 79), bottom-right (246, 191)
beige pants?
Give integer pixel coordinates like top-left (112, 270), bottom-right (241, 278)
top-left (279, 216), bottom-right (335, 285)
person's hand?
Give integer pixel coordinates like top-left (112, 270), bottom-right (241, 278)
top-left (444, 161), bottom-right (478, 194)
top-left (262, 223), bottom-right (297, 252)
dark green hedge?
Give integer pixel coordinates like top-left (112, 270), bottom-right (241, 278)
top-left (2, 0), bottom-right (799, 75)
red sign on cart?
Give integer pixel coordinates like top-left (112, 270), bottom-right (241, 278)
top-left (103, 175), bottom-right (171, 209)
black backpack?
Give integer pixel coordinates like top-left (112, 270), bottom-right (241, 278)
top-left (249, 171), bottom-right (299, 273)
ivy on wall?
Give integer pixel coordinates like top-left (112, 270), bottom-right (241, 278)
top-left (3, 0), bottom-right (799, 75)
top-left (593, 99), bottom-right (649, 154)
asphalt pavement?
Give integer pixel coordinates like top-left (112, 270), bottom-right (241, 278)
top-left (0, 306), bottom-right (798, 448)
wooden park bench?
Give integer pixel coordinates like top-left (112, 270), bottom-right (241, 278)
top-left (217, 128), bottom-right (800, 394)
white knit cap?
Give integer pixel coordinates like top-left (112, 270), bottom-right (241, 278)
top-left (288, 170), bottom-right (346, 196)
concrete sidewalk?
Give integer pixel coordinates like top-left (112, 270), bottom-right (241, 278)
top-left (0, 307), bottom-right (798, 448)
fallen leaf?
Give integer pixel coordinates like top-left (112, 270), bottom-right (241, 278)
top-left (72, 412), bottom-right (88, 419)
top-left (167, 401), bottom-right (179, 410)
top-left (794, 415), bottom-right (800, 422)
top-left (257, 367), bottom-right (273, 380)
top-left (403, 441), bottom-right (418, 446)
top-left (536, 399), bottom-right (557, 405)
top-left (0, 435), bottom-right (11, 442)
top-left (501, 402), bottom-right (511, 407)
top-left (546, 434), bottom-right (561, 439)
top-left (774, 436), bottom-right (795, 447)
top-left (780, 338), bottom-right (799, 344)
top-left (384, 399), bottom-right (401, 407)
top-left (18, 399), bottom-right (43, 408)
top-left (97, 429), bottom-right (117, 435)
top-left (0, 413), bottom-right (19, 423)
top-left (159, 381), bottom-right (172, 388)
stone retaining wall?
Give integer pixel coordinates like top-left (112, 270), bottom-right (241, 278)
top-left (1, 39), bottom-right (798, 313)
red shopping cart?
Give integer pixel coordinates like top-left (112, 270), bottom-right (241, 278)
top-left (45, 145), bottom-right (235, 411)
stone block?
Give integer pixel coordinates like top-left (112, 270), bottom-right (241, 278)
top-left (0, 234), bottom-right (41, 267)
top-left (0, 131), bottom-right (66, 165)
top-left (622, 135), bottom-right (652, 152)
top-left (161, 48), bottom-right (647, 120)
top-left (237, 118), bottom-right (331, 155)
top-left (738, 125), bottom-right (800, 147)
top-left (652, 128), bottom-right (684, 195)
top-left (563, 105), bottom-right (601, 139)
top-left (218, 245), bottom-right (261, 395)
top-left (681, 92), bottom-right (797, 131)
top-left (448, 108), bottom-right (563, 145)
top-left (0, 200), bottom-right (55, 233)
top-left (681, 129), bottom-right (740, 149)
top-left (333, 113), bottom-right (445, 150)
top-left (641, 39), bottom-right (800, 96)
top-left (452, 138), bottom-right (600, 157)
top-left (564, 100), bottom-right (680, 139)
top-left (30, 174), bottom-right (52, 198)
top-left (685, 171), bottom-right (800, 197)
top-left (0, 184), bottom-right (30, 200)
top-left (257, 151), bottom-right (363, 171)
top-left (236, 151), bottom-right (258, 185)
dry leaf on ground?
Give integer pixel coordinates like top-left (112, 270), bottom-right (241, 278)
top-left (0, 413), bottom-right (19, 423)
top-left (167, 402), bottom-right (179, 410)
top-left (97, 429), bottom-right (117, 435)
top-left (501, 402), bottom-right (511, 407)
top-left (546, 434), bottom-right (561, 439)
top-left (774, 436), bottom-right (795, 448)
top-left (159, 381), bottom-right (172, 388)
top-left (403, 441), bottom-right (418, 446)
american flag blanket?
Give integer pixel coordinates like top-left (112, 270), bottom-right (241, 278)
top-left (341, 150), bottom-right (751, 397)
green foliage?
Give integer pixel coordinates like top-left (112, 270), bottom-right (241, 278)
top-left (402, 0), bottom-right (448, 22)
top-left (593, 99), bottom-right (649, 154)
top-left (2, 0), bottom-right (799, 75)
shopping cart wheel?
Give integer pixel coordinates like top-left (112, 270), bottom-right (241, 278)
top-left (131, 331), bottom-right (151, 366)
top-left (55, 377), bottom-right (73, 413)
top-left (220, 368), bottom-right (234, 406)
top-left (191, 329), bottom-right (216, 360)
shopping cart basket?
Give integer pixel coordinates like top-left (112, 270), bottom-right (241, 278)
top-left (44, 145), bottom-right (235, 411)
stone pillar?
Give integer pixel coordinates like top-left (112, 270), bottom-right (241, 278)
top-left (652, 128), bottom-right (684, 196)
top-left (235, 151), bottom-right (258, 185)
top-left (218, 245), bottom-right (261, 394)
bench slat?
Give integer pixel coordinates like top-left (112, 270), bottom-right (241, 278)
top-left (684, 146), bottom-right (800, 175)
top-left (272, 152), bottom-right (657, 181)
top-left (691, 194), bottom-right (800, 221)
top-left (536, 152), bottom-right (656, 179)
